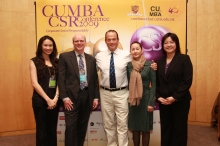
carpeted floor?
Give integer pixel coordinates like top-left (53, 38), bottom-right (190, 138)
top-left (187, 124), bottom-right (220, 146)
top-left (0, 133), bottom-right (35, 146)
top-left (0, 124), bottom-right (220, 146)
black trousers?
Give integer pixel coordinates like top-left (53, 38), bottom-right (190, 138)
top-left (33, 105), bottom-right (59, 146)
top-left (64, 90), bottom-right (90, 146)
top-left (159, 101), bottom-right (190, 146)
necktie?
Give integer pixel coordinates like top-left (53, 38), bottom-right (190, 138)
top-left (110, 52), bottom-right (116, 88)
top-left (78, 54), bottom-right (86, 90)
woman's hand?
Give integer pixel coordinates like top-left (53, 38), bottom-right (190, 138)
top-left (147, 106), bottom-right (154, 112)
top-left (52, 95), bottom-right (59, 105)
top-left (158, 97), bottom-right (176, 105)
top-left (166, 96), bottom-right (176, 104)
top-left (46, 98), bottom-right (56, 109)
top-left (158, 97), bottom-right (170, 105)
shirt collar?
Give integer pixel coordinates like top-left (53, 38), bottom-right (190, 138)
top-left (107, 48), bottom-right (120, 55)
top-left (75, 51), bottom-right (85, 58)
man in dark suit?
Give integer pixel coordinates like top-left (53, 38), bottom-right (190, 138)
top-left (58, 34), bottom-right (100, 146)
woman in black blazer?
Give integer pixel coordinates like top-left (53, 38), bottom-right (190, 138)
top-left (156, 32), bottom-right (193, 146)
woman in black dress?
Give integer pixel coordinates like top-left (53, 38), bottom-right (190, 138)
top-left (29, 35), bottom-right (60, 146)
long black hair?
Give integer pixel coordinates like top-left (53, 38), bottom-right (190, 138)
top-left (35, 35), bottom-right (58, 79)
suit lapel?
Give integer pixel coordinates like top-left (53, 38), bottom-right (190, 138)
top-left (165, 53), bottom-right (181, 79)
top-left (70, 51), bottom-right (80, 80)
top-left (85, 53), bottom-right (91, 84)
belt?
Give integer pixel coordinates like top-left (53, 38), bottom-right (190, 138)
top-left (101, 86), bottom-right (127, 91)
top-left (80, 87), bottom-right (88, 91)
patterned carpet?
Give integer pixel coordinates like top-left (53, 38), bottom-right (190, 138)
top-left (0, 124), bottom-right (220, 146)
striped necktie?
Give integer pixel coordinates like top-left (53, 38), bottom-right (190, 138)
top-left (110, 52), bottom-right (116, 88)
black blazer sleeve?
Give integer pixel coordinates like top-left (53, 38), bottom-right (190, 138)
top-left (172, 55), bottom-right (193, 101)
top-left (58, 53), bottom-right (69, 99)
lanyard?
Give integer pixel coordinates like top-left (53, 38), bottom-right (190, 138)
top-left (47, 66), bottom-right (55, 77)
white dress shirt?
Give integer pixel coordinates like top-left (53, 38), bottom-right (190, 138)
top-left (95, 48), bottom-right (131, 88)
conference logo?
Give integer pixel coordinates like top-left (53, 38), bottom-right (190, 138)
top-left (168, 6), bottom-right (179, 14)
top-left (90, 130), bottom-right (97, 134)
top-left (153, 120), bottom-right (160, 124)
top-left (90, 122), bottom-right (94, 126)
top-left (59, 106), bottom-right (64, 112)
top-left (59, 116), bottom-right (65, 120)
top-left (59, 139), bottom-right (65, 142)
top-left (59, 124), bottom-right (66, 126)
top-left (41, 5), bottom-right (109, 28)
top-left (100, 138), bottom-right (107, 141)
top-left (96, 122), bottom-right (103, 126)
top-left (149, 6), bottom-right (162, 16)
top-left (127, 5), bottom-right (142, 16)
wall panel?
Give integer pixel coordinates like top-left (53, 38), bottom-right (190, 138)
top-left (0, 0), bottom-right (36, 135)
top-left (187, 0), bottom-right (197, 122)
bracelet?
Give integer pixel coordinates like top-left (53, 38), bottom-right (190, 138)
top-left (55, 94), bottom-right (59, 98)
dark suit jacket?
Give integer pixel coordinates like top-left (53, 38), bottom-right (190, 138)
top-left (58, 51), bottom-right (100, 110)
top-left (156, 53), bottom-right (193, 102)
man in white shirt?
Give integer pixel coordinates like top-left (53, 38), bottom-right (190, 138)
top-left (96, 30), bottom-right (157, 146)
top-left (96, 29), bottom-right (143, 146)
top-left (96, 30), bottom-right (130, 146)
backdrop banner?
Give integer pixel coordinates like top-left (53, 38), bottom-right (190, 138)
top-left (36, 0), bottom-right (187, 145)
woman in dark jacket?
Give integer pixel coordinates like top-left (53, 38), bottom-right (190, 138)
top-left (156, 32), bottom-right (193, 146)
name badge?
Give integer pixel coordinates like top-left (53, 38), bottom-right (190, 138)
top-left (80, 74), bottom-right (86, 82)
top-left (49, 76), bottom-right (56, 88)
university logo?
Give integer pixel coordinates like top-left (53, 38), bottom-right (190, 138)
top-left (127, 5), bottom-right (142, 16)
top-left (131, 5), bottom-right (139, 14)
